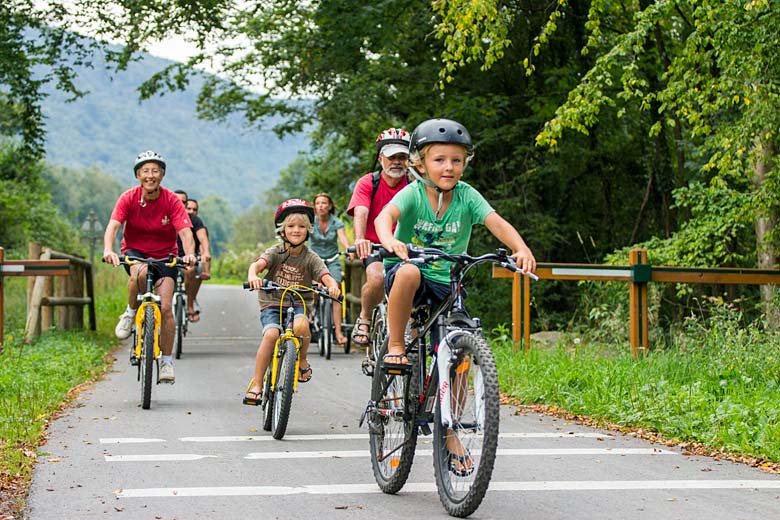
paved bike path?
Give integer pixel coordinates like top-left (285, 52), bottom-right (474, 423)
top-left (25, 284), bottom-right (780, 519)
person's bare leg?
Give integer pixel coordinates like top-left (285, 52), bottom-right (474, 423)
top-left (385, 264), bottom-right (420, 362)
top-left (184, 269), bottom-right (202, 321)
top-left (333, 300), bottom-right (346, 344)
top-left (355, 262), bottom-right (385, 344)
top-left (156, 277), bottom-right (175, 356)
top-left (248, 329), bottom-right (279, 396)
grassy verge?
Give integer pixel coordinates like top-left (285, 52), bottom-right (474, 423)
top-left (0, 266), bottom-right (125, 514)
top-left (492, 309), bottom-right (780, 465)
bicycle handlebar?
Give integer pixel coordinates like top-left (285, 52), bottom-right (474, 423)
top-left (346, 244), bottom-right (397, 260)
top-left (243, 279), bottom-right (343, 303)
top-left (105, 253), bottom-right (195, 269)
top-left (350, 243), bottom-right (538, 280)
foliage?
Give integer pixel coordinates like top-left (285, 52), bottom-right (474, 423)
top-left (42, 164), bottom-right (123, 227)
top-left (0, 144), bottom-right (81, 252)
top-left (0, 262), bottom-right (124, 498)
top-left (40, 49), bottom-right (308, 212)
top-left (492, 303), bottom-right (780, 462)
top-left (435, 0), bottom-right (780, 265)
top-left (196, 195), bottom-right (233, 257)
top-left (0, 0), bottom-right (235, 157)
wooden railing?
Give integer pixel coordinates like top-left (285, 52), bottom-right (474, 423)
top-left (22, 243), bottom-right (95, 343)
top-left (493, 248), bottom-right (780, 357)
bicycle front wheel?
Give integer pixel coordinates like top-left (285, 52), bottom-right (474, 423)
top-left (368, 337), bottom-right (417, 494)
top-left (432, 333), bottom-right (499, 518)
top-left (323, 303), bottom-right (333, 360)
top-left (261, 367), bottom-right (274, 432)
top-left (271, 340), bottom-right (298, 440)
top-left (173, 293), bottom-right (184, 359)
top-left (140, 307), bottom-right (156, 410)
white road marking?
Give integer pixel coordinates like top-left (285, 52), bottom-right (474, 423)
top-left (105, 454), bottom-right (217, 462)
top-left (244, 448), bottom-right (674, 459)
top-left (99, 438), bottom-right (166, 444)
top-left (117, 479), bottom-right (780, 498)
top-left (179, 432), bottom-right (612, 443)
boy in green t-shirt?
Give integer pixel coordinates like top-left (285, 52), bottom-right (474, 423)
top-left (375, 118), bottom-right (536, 475)
top-left (375, 118), bottom-right (536, 365)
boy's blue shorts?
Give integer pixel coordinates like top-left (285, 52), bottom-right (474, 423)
top-left (260, 305), bottom-right (306, 335)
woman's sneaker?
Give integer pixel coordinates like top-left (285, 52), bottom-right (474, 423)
top-left (115, 311), bottom-right (134, 339)
top-left (159, 361), bottom-right (175, 383)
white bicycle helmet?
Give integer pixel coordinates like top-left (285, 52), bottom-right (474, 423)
top-left (133, 150), bottom-right (166, 175)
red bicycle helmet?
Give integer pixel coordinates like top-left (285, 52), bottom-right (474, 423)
top-left (274, 198), bottom-right (315, 227)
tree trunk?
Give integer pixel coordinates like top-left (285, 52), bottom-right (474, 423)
top-left (753, 131), bottom-right (778, 327)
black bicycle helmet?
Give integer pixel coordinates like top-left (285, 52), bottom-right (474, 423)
top-left (409, 119), bottom-right (473, 157)
top-left (133, 150), bottom-right (166, 175)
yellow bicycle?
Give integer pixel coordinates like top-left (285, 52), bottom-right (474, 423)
top-left (244, 279), bottom-right (342, 439)
top-left (119, 254), bottom-right (188, 409)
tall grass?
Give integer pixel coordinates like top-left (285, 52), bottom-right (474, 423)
top-left (492, 305), bottom-right (780, 462)
top-left (0, 262), bottom-right (125, 496)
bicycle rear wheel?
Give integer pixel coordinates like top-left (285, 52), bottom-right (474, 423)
top-left (173, 293), bottom-right (184, 359)
top-left (140, 307), bottom-right (156, 410)
top-left (261, 367), bottom-right (274, 432)
top-left (368, 337), bottom-right (417, 494)
top-left (432, 333), bottom-right (499, 518)
top-left (271, 340), bottom-right (298, 439)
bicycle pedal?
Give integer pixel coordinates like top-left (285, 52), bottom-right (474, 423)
top-left (380, 361), bottom-right (411, 375)
top-left (129, 355), bottom-right (139, 366)
top-left (361, 359), bottom-right (374, 377)
top-left (418, 422), bottom-right (432, 436)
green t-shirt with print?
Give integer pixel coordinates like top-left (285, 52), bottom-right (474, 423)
top-left (385, 180), bottom-right (494, 285)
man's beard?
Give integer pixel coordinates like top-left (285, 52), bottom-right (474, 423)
top-left (383, 166), bottom-right (405, 178)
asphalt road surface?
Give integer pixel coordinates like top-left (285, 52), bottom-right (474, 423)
top-left (25, 284), bottom-right (780, 519)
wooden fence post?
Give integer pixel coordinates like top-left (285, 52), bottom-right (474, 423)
top-left (513, 272), bottom-right (532, 351)
top-left (25, 248), bottom-right (52, 341)
top-left (0, 246), bottom-right (4, 353)
top-left (629, 248), bottom-right (649, 358)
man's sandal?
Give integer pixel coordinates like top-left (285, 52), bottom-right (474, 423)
top-left (298, 365), bottom-right (313, 383)
top-left (351, 317), bottom-right (371, 347)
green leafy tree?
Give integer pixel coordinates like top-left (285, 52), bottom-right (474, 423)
top-left (198, 195), bottom-right (233, 257)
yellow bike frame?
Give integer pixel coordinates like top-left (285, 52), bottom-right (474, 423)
top-left (133, 301), bottom-right (162, 360)
top-left (268, 285), bottom-right (311, 394)
top-left (128, 256), bottom-right (178, 362)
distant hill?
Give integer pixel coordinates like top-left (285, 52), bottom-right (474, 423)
top-left (40, 52), bottom-right (309, 211)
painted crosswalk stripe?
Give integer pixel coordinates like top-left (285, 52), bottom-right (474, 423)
top-left (179, 432), bottom-right (612, 443)
top-left (99, 438), bottom-right (166, 444)
top-left (243, 448), bottom-right (674, 459)
top-left (104, 454), bottom-right (217, 462)
top-left (117, 479), bottom-right (780, 498)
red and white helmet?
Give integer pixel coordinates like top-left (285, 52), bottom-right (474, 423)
top-left (274, 198), bottom-right (315, 227)
top-left (375, 127), bottom-right (411, 157)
